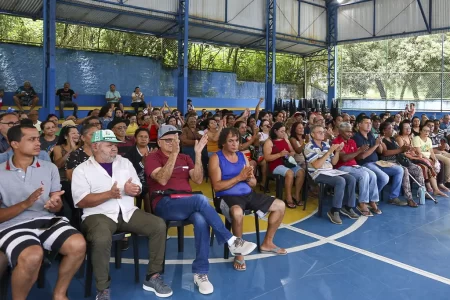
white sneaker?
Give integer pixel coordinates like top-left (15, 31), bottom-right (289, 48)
top-left (228, 237), bottom-right (257, 256)
top-left (194, 274), bottom-right (214, 295)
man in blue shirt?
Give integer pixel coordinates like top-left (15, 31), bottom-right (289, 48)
top-left (0, 113), bottom-right (20, 153)
top-left (105, 84), bottom-right (123, 111)
top-left (353, 116), bottom-right (406, 209)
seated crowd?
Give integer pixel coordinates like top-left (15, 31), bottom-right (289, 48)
top-left (1, 96), bottom-right (450, 299)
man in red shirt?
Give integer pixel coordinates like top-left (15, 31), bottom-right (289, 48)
top-left (145, 125), bottom-right (257, 295)
top-left (332, 122), bottom-right (380, 217)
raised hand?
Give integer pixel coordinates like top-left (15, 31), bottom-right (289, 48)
top-left (172, 134), bottom-right (180, 155)
top-left (110, 181), bottom-right (121, 199)
top-left (258, 98), bottom-right (264, 105)
top-left (25, 186), bottom-right (44, 207)
top-left (124, 178), bottom-right (140, 197)
top-left (194, 134), bottom-right (208, 154)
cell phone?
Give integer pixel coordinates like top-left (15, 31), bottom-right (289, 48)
top-left (143, 108), bottom-right (148, 114)
top-left (256, 120), bottom-right (261, 127)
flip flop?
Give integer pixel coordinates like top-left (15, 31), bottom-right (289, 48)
top-left (368, 206), bottom-right (382, 215)
top-left (260, 247), bottom-right (288, 255)
top-left (356, 206), bottom-right (373, 217)
top-left (293, 197), bottom-right (304, 206)
top-left (233, 258), bottom-right (246, 271)
top-left (284, 200), bottom-right (296, 209)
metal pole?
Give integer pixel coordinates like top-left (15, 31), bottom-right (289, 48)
top-left (42, 0), bottom-right (56, 119)
top-left (442, 33), bottom-right (445, 112)
top-left (303, 58), bottom-right (307, 98)
top-left (177, 0), bottom-right (189, 115)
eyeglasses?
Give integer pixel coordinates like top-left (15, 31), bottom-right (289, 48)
top-left (314, 131), bottom-right (325, 134)
top-left (0, 121), bottom-right (20, 127)
top-left (160, 138), bottom-right (175, 144)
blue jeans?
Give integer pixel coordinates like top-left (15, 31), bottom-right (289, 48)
top-left (154, 194), bottom-right (232, 274)
top-left (314, 173), bottom-right (356, 209)
top-left (338, 166), bottom-right (379, 203)
top-left (362, 162), bottom-right (404, 199)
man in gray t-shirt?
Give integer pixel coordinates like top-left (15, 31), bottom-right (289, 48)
top-left (0, 124), bottom-right (86, 299)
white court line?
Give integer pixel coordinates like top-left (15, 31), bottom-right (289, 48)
top-left (115, 214), bottom-right (450, 286)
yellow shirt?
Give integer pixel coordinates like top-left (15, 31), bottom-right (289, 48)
top-left (412, 136), bottom-right (432, 159)
top-left (126, 123), bottom-right (139, 136)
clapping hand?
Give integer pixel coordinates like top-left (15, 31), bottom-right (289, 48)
top-left (25, 186), bottom-right (44, 207)
top-left (239, 165), bottom-right (254, 181)
top-left (110, 181), bottom-right (121, 199)
top-left (44, 190), bottom-right (65, 212)
top-left (194, 134), bottom-right (208, 154)
top-left (124, 178), bottom-right (141, 197)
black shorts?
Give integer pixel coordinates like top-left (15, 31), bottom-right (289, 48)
top-left (220, 191), bottom-right (275, 216)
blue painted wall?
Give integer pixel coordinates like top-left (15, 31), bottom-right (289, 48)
top-left (0, 43), bottom-right (301, 117)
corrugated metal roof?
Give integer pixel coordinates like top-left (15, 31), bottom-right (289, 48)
top-left (375, 0), bottom-right (426, 37)
top-left (126, 0), bottom-right (178, 14)
top-left (0, 0), bottom-right (326, 56)
top-left (276, 0), bottom-right (299, 36)
top-left (227, 0), bottom-right (265, 30)
top-left (190, 0), bottom-right (225, 22)
top-left (337, 1), bottom-right (373, 41)
top-left (432, 0), bottom-right (450, 30)
top-left (0, 0), bottom-right (42, 16)
top-left (300, 2), bottom-right (326, 42)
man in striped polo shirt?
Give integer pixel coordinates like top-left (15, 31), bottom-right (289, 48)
top-left (0, 124), bottom-right (86, 300)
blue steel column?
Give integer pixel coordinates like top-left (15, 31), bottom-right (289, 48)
top-left (177, 0), bottom-right (189, 115)
top-left (327, 2), bottom-right (338, 108)
top-left (265, 0), bottom-right (276, 111)
top-left (42, 0), bottom-right (56, 118)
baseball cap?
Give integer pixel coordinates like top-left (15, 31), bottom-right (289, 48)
top-left (91, 130), bottom-right (124, 143)
top-left (158, 124), bottom-right (181, 139)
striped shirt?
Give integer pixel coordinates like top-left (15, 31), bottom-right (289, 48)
top-left (304, 140), bottom-right (334, 179)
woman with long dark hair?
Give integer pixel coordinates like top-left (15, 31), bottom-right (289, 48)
top-left (263, 122), bottom-right (305, 208)
top-left (39, 120), bottom-right (58, 153)
top-left (124, 128), bottom-right (154, 212)
top-left (98, 104), bottom-right (113, 129)
top-left (379, 122), bottom-right (423, 207)
top-left (289, 121), bottom-right (308, 168)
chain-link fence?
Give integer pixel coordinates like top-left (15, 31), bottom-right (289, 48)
top-left (338, 33), bottom-right (450, 111)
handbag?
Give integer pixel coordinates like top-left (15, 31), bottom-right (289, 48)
top-left (396, 153), bottom-right (411, 167)
top-left (273, 143), bottom-right (297, 168)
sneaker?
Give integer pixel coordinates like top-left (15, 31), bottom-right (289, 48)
top-left (228, 237), bottom-right (257, 256)
top-left (327, 211), bottom-right (342, 225)
top-left (143, 274), bottom-right (173, 298)
top-left (194, 274), bottom-right (214, 295)
top-left (388, 197), bottom-right (408, 206)
top-left (96, 289), bottom-right (110, 300)
top-left (340, 207), bottom-right (359, 219)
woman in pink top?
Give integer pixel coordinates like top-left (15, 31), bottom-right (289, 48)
top-left (263, 122), bottom-right (305, 208)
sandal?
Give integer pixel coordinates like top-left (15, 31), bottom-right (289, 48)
top-left (284, 200), bottom-right (296, 209)
top-left (407, 199), bottom-right (418, 208)
top-left (293, 197), bottom-right (304, 206)
top-left (233, 258), bottom-right (246, 271)
top-left (368, 206), bottom-right (382, 215)
top-left (356, 205), bottom-right (373, 217)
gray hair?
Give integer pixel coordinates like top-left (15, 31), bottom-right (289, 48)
top-left (338, 122), bottom-right (352, 131)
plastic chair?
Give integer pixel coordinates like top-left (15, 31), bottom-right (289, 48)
top-left (208, 185), bottom-right (261, 259)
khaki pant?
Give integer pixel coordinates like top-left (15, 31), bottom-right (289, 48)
top-left (82, 210), bottom-right (166, 291)
top-left (435, 152), bottom-right (450, 182)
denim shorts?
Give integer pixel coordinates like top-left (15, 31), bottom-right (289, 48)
top-left (273, 164), bottom-right (303, 177)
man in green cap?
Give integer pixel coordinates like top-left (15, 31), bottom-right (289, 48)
top-left (72, 129), bottom-right (172, 299)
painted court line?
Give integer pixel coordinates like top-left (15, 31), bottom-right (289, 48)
top-left (115, 214), bottom-right (450, 286)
